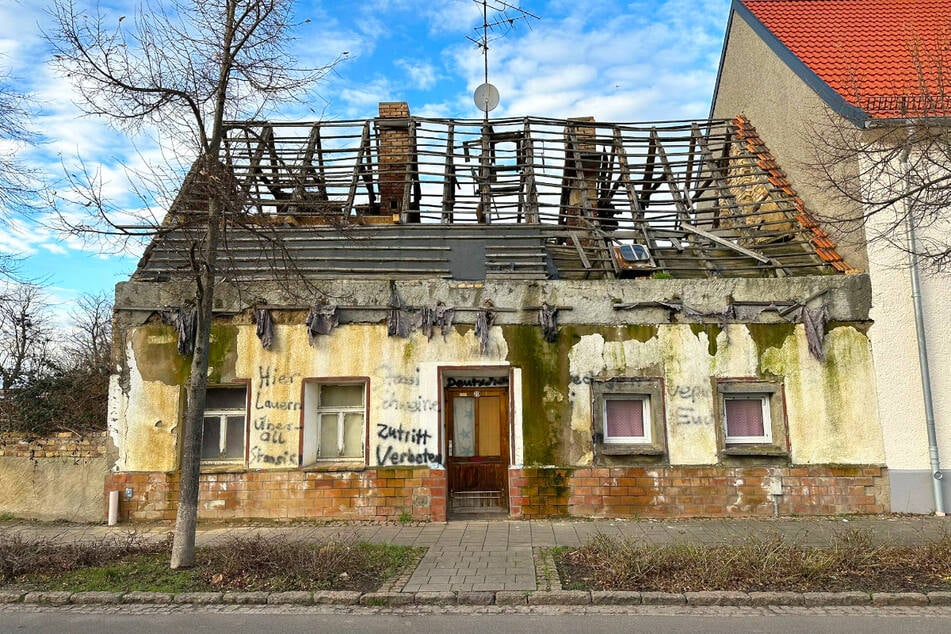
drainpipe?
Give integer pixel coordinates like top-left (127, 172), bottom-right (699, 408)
top-left (900, 128), bottom-right (945, 515)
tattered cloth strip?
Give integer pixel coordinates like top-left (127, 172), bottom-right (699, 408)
top-left (474, 306), bottom-right (496, 355)
top-left (538, 302), bottom-right (559, 343)
top-left (253, 308), bottom-right (275, 350)
top-left (305, 305), bottom-right (338, 345)
top-left (387, 282), bottom-right (415, 338)
top-left (161, 306), bottom-right (197, 356)
top-left (420, 302), bottom-right (455, 341)
top-left (799, 304), bottom-right (827, 361)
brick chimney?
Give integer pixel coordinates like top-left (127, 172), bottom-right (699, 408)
top-left (377, 102), bottom-right (412, 218)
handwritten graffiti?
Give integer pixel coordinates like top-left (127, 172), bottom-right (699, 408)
top-left (254, 393), bottom-right (302, 411)
top-left (445, 376), bottom-right (508, 388)
top-left (675, 406), bottom-right (712, 426)
top-left (667, 384), bottom-right (708, 403)
top-left (253, 416), bottom-right (297, 445)
top-left (381, 396), bottom-right (439, 412)
top-left (257, 365), bottom-right (301, 389)
top-left (377, 423), bottom-right (432, 446)
top-left (249, 446), bottom-right (299, 466)
top-left (569, 374), bottom-right (596, 385)
top-left (376, 445), bottom-right (442, 466)
top-left (377, 364), bottom-right (420, 386)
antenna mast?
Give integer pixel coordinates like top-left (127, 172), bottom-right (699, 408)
top-left (468, 0), bottom-right (539, 121)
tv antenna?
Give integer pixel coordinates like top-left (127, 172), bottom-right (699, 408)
top-left (467, 0), bottom-right (539, 120)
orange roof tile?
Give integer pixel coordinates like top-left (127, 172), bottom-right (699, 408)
top-left (743, 0), bottom-right (951, 118)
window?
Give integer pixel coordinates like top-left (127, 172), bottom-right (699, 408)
top-left (723, 394), bottom-right (772, 443)
top-left (716, 380), bottom-right (787, 458)
top-left (201, 386), bottom-right (248, 462)
top-left (592, 378), bottom-right (665, 456)
top-left (302, 380), bottom-right (367, 465)
top-left (603, 396), bottom-right (651, 444)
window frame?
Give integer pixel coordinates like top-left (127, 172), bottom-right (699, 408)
top-left (602, 394), bottom-right (652, 444)
top-left (591, 377), bottom-right (666, 457)
top-left (715, 379), bottom-right (788, 458)
top-left (200, 384), bottom-right (250, 465)
top-left (301, 377), bottom-right (369, 467)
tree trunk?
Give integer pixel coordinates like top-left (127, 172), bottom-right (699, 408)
top-left (170, 193), bottom-right (221, 569)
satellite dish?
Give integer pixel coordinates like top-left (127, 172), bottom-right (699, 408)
top-left (473, 83), bottom-right (500, 113)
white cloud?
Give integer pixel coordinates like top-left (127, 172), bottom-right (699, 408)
top-left (396, 59), bottom-right (440, 90)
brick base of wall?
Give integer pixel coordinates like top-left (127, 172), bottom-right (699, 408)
top-left (508, 465), bottom-right (888, 519)
top-left (106, 467), bottom-right (447, 523)
top-left (108, 464), bottom-right (888, 523)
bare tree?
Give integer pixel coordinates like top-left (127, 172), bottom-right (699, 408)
top-left (62, 292), bottom-right (112, 374)
top-left (48, 0), bottom-right (337, 568)
top-left (807, 35), bottom-right (951, 272)
top-left (0, 283), bottom-right (54, 391)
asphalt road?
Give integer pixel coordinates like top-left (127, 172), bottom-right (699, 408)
top-left (1, 607), bottom-right (950, 633)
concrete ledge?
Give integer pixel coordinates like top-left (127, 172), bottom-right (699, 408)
top-left (415, 591), bottom-right (457, 605)
top-left (457, 591), bottom-right (494, 605)
top-left (171, 592), bottom-right (223, 604)
top-left (803, 591), bottom-right (870, 606)
top-left (495, 591), bottom-right (528, 606)
top-left (313, 590), bottom-right (361, 605)
top-left (527, 590), bottom-right (591, 605)
top-left (70, 591), bottom-right (122, 604)
top-left (221, 591), bottom-right (269, 604)
top-left (360, 592), bottom-right (414, 607)
top-left (122, 591), bottom-right (172, 604)
top-left (748, 591), bottom-right (804, 606)
top-left (871, 592), bottom-right (929, 606)
top-left (641, 592), bottom-right (687, 605)
top-left (0, 590), bottom-right (26, 603)
top-left (927, 592), bottom-right (951, 606)
top-left (267, 591), bottom-right (313, 605)
top-left (591, 591), bottom-right (642, 605)
top-left (23, 592), bottom-right (71, 605)
top-left (686, 591), bottom-right (750, 606)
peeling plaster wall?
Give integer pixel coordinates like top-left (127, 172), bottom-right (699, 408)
top-left (109, 274), bottom-right (882, 475)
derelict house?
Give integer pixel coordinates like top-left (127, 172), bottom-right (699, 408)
top-left (107, 102), bottom-right (886, 522)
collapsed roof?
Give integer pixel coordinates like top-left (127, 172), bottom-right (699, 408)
top-left (134, 103), bottom-right (854, 283)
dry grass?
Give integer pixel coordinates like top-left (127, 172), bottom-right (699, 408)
top-left (556, 530), bottom-right (951, 593)
top-left (0, 533), bottom-right (419, 593)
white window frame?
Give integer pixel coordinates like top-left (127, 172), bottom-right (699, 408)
top-left (722, 393), bottom-right (773, 444)
top-left (201, 386), bottom-right (247, 463)
top-left (302, 380), bottom-right (367, 465)
top-left (602, 394), bottom-right (652, 444)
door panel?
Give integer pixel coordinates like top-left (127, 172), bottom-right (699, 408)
top-left (446, 387), bottom-right (509, 511)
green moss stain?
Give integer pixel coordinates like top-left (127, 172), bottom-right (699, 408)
top-left (503, 324), bottom-right (571, 466)
top-left (613, 324), bottom-right (658, 344)
top-left (131, 326), bottom-right (190, 386)
top-left (206, 324), bottom-right (238, 384)
top-left (746, 323), bottom-right (796, 375)
top-left (689, 324), bottom-right (722, 357)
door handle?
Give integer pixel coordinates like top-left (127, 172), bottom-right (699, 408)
top-left (448, 440), bottom-right (453, 457)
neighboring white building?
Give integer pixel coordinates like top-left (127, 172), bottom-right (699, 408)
top-left (712, 0), bottom-right (950, 513)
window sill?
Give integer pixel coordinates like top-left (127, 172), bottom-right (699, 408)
top-left (721, 444), bottom-right (788, 457)
top-left (599, 443), bottom-right (665, 456)
top-left (302, 461), bottom-right (366, 472)
top-left (200, 462), bottom-right (247, 474)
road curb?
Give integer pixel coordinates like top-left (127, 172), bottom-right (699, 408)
top-left (4, 589), bottom-right (951, 607)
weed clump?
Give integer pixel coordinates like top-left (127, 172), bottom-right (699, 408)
top-left (556, 529), bottom-right (951, 593)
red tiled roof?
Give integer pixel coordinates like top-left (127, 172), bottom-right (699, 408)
top-left (743, 0), bottom-right (951, 118)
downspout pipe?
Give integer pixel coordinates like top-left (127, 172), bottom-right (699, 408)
top-left (901, 128), bottom-right (945, 515)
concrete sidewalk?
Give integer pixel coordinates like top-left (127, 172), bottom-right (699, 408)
top-left (3, 515), bottom-right (950, 594)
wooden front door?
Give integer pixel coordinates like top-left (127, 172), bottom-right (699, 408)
top-left (446, 387), bottom-right (509, 513)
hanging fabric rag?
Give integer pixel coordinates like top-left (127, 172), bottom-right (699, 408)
top-left (305, 305), bottom-right (338, 345)
top-left (474, 304), bottom-right (496, 355)
top-left (799, 304), bottom-right (828, 361)
top-left (420, 302), bottom-right (455, 340)
top-left (538, 302), bottom-right (559, 343)
top-left (386, 281), bottom-right (414, 338)
top-left (253, 308), bottom-right (275, 350)
top-left (161, 306), bottom-right (197, 356)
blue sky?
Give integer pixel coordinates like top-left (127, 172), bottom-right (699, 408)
top-left (0, 0), bottom-right (731, 303)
